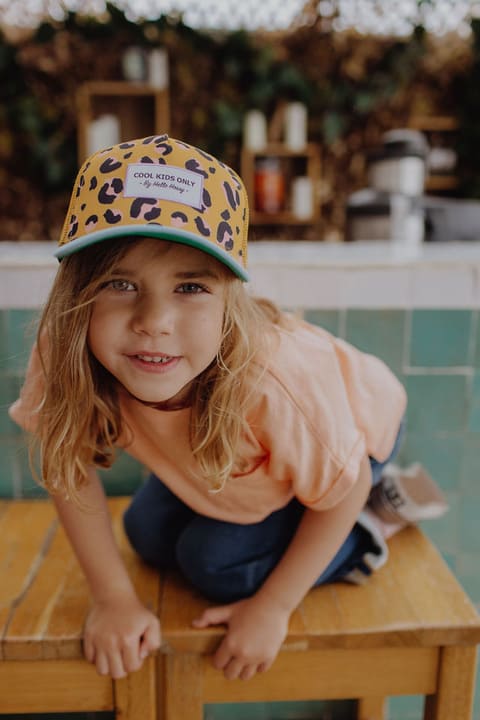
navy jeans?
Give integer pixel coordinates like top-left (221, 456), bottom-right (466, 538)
top-left (124, 423), bottom-right (404, 603)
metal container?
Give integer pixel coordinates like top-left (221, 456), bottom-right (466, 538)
top-left (346, 189), bottom-right (424, 246)
top-left (367, 129), bottom-right (428, 196)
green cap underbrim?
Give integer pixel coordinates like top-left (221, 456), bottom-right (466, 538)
top-left (54, 225), bottom-right (250, 282)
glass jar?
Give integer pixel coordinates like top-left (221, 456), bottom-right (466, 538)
top-left (254, 157), bottom-right (285, 214)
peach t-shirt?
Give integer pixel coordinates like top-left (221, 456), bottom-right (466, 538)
top-left (9, 317), bottom-right (407, 524)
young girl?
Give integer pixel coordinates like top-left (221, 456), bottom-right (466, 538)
top-left (11, 134), bottom-right (416, 683)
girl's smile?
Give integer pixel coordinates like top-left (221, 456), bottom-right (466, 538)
top-left (88, 238), bottom-right (227, 408)
top-left (128, 353), bottom-right (181, 370)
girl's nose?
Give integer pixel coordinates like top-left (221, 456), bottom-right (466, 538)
top-left (131, 295), bottom-right (174, 336)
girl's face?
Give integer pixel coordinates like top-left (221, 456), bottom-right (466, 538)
top-left (88, 238), bottom-right (227, 408)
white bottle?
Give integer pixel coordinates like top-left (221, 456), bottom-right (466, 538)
top-left (243, 110), bottom-right (267, 152)
top-left (148, 48), bottom-right (169, 90)
top-left (284, 102), bottom-right (307, 151)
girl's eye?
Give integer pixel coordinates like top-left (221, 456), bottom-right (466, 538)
top-left (106, 279), bottom-right (136, 292)
top-left (176, 282), bottom-right (207, 294)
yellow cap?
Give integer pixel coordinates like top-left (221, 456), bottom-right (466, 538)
top-left (56, 134), bottom-right (249, 280)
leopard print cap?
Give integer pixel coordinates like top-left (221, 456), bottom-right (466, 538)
top-left (56, 134), bottom-right (249, 280)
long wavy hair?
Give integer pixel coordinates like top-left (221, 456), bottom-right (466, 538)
top-left (34, 237), bottom-right (283, 500)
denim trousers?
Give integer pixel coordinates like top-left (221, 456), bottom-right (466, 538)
top-left (124, 423), bottom-right (404, 603)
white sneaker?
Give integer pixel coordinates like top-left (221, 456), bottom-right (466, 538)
top-left (368, 462), bottom-right (449, 524)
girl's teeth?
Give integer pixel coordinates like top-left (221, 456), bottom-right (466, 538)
top-left (137, 355), bottom-right (170, 363)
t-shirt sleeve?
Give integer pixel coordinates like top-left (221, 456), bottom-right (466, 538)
top-left (332, 336), bottom-right (407, 463)
top-left (9, 340), bottom-right (46, 434)
top-left (250, 368), bottom-right (367, 512)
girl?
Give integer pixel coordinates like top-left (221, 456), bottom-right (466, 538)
top-left (10, 134), bottom-right (413, 683)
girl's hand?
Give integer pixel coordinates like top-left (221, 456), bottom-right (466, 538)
top-left (83, 595), bottom-right (161, 678)
top-left (192, 595), bottom-right (290, 681)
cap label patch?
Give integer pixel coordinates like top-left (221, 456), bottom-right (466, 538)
top-left (124, 164), bottom-right (203, 209)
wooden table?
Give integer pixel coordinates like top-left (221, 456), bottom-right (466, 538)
top-left (1, 497), bottom-right (480, 720)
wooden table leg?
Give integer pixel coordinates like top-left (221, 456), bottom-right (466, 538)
top-left (424, 646), bottom-right (477, 720)
top-left (164, 654), bottom-right (204, 720)
top-left (357, 696), bottom-right (386, 720)
top-left (115, 655), bottom-right (157, 720)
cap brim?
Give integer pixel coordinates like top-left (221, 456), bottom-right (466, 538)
top-left (54, 225), bottom-right (250, 281)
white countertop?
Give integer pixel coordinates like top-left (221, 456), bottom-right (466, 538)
top-left (2, 240), bottom-right (480, 267)
top-left (1, 240), bottom-right (480, 309)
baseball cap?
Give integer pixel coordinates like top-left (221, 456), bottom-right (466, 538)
top-left (56, 134), bottom-right (250, 281)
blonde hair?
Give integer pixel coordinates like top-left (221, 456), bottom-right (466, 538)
top-left (34, 238), bottom-right (284, 500)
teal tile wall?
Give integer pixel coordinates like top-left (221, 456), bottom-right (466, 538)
top-left (409, 310), bottom-right (473, 367)
top-left (1, 307), bottom-right (480, 720)
top-left (344, 309), bottom-right (406, 377)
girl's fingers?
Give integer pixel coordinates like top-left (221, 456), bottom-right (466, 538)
top-left (213, 637), bottom-right (235, 670)
top-left (239, 664), bottom-right (258, 681)
top-left (223, 656), bottom-right (245, 681)
top-left (106, 650), bottom-right (128, 679)
top-left (192, 605), bottom-right (233, 628)
top-left (95, 651), bottom-right (111, 676)
top-left (141, 620), bottom-right (162, 657)
top-left (122, 640), bottom-right (143, 674)
top-left (83, 636), bottom-right (95, 663)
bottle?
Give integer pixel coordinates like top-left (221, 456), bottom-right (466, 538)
top-left (254, 158), bottom-right (285, 214)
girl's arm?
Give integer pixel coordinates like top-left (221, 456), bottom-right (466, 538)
top-left (193, 453), bottom-right (372, 680)
top-left (52, 468), bottom-right (161, 678)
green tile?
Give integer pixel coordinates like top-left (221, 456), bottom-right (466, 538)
top-left (0, 439), bottom-right (23, 497)
top-left (420, 492), bottom-right (458, 555)
top-left (205, 700), bottom-right (354, 720)
top-left (99, 451), bottom-right (146, 496)
top-left (457, 553), bottom-right (480, 606)
top-left (468, 373), bottom-right (480, 432)
top-left (388, 694), bottom-right (424, 720)
top-left (398, 432), bottom-right (462, 492)
top-left (0, 373), bottom-right (22, 434)
top-left (409, 310), bottom-right (472, 368)
top-left (459, 494), bottom-right (480, 554)
top-left (473, 311), bottom-right (480, 368)
top-left (304, 310), bottom-right (340, 336)
top-left (5, 308), bottom-right (38, 373)
top-left (344, 309), bottom-right (405, 376)
top-left (460, 433), bottom-right (480, 494)
top-left (0, 310), bottom-right (8, 368)
top-left (405, 374), bottom-right (468, 433)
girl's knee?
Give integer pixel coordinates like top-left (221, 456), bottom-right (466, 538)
top-left (175, 526), bottom-right (236, 601)
top-left (123, 501), bottom-right (150, 559)
top-left (175, 525), bottom-right (212, 581)
top-left (175, 524), bottom-right (278, 603)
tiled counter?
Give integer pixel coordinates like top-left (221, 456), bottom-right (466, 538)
top-left (1, 240), bottom-right (480, 720)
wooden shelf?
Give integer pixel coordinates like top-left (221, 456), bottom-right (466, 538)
top-left (424, 175), bottom-right (459, 191)
top-left (409, 115), bottom-right (459, 132)
top-left (241, 143), bottom-right (321, 226)
top-left (76, 81), bottom-right (169, 164)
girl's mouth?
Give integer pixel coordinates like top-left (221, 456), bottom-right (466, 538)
top-left (128, 353), bottom-right (181, 372)
top-left (135, 354), bottom-right (173, 364)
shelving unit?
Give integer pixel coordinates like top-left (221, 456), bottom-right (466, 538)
top-left (76, 81), bottom-right (170, 164)
top-left (408, 115), bottom-right (459, 192)
top-left (241, 143), bottom-right (321, 225)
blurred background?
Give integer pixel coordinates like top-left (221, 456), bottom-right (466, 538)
top-left (1, 0), bottom-right (480, 245)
